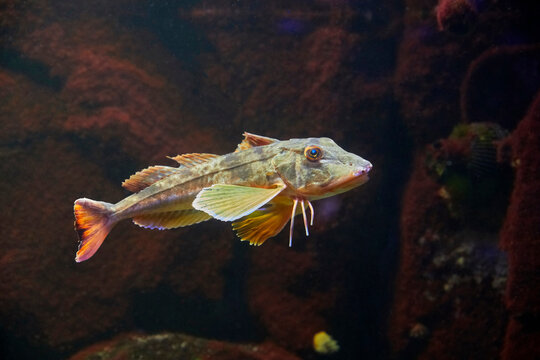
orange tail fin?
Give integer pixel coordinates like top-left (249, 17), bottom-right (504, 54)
top-left (74, 198), bottom-right (115, 262)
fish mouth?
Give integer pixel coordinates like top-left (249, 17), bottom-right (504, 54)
top-left (324, 167), bottom-right (371, 192)
top-left (297, 163), bottom-right (372, 197)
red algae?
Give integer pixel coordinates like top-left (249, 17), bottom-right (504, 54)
top-left (460, 44), bottom-right (540, 129)
top-left (436, 0), bottom-right (477, 33)
top-left (0, 7), bottom-right (234, 353)
top-left (395, 0), bottom-right (519, 145)
top-left (500, 92), bottom-right (540, 359)
top-left (388, 153), bottom-right (445, 351)
top-left (247, 242), bottom-right (336, 351)
top-left (300, 26), bottom-right (350, 102)
top-left (17, 20), bottom-right (225, 162)
top-left (0, 139), bottom-right (173, 348)
top-left (389, 148), bottom-right (508, 358)
top-left (3, 0), bottom-right (539, 358)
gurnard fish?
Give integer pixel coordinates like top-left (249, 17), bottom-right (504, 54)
top-left (74, 133), bottom-right (372, 262)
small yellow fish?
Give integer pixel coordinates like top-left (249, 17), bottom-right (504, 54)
top-left (74, 133), bottom-right (372, 262)
top-left (313, 331), bottom-right (340, 354)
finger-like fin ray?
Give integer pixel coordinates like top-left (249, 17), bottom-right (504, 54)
top-left (300, 200), bottom-right (309, 236)
top-left (289, 199), bottom-right (298, 247)
top-left (307, 200), bottom-right (315, 226)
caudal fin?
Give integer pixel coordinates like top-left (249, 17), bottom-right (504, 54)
top-left (73, 198), bottom-right (115, 262)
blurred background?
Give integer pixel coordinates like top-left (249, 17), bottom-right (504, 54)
top-left (0, 0), bottom-right (539, 359)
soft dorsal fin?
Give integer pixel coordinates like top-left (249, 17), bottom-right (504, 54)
top-left (122, 166), bottom-right (180, 193)
top-left (167, 153), bottom-right (219, 167)
top-left (235, 132), bottom-right (278, 152)
top-left (192, 183), bottom-right (286, 221)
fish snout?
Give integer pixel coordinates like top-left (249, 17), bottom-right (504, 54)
top-left (353, 161), bottom-right (372, 177)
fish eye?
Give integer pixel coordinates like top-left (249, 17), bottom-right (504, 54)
top-left (304, 146), bottom-right (323, 161)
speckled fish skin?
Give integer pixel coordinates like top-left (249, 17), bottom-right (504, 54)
top-left (73, 133), bottom-right (372, 262)
top-left (113, 145), bottom-right (282, 220)
top-left (114, 137), bottom-right (370, 218)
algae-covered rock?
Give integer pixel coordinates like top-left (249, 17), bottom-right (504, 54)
top-left (69, 332), bottom-right (300, 360)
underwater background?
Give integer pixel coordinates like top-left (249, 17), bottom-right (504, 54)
top-left (1, 0), bottom-right (539, 359)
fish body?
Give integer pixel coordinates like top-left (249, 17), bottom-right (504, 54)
top-left (74, 133), bottom-right (372, 262)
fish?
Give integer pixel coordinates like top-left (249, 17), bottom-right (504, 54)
top-left (73, 132), bottom-right (372, 262)
top-left (313, 331), bottom-right (340, 354)
top-left (468, 123), bottom-right (507, 178)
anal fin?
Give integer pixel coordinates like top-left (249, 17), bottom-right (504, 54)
top-left (133, 209), bottom-right (211, 230)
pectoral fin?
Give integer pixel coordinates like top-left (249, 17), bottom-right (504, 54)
top-left (192, 183), bottom-right (286, 221)
top-left (232, 197), bottom-right (293, 245)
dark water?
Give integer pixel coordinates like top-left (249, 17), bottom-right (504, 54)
top-left (1, 1), bottom-right (539, 359)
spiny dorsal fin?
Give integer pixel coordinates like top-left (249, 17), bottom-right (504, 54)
top-left (122, 166), bottom-right (180, 193)
top-left (235, 132), bottom-right (278, 152)
top-left (167, 153), bottom-right (219, 167)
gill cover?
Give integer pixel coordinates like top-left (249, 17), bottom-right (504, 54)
top-left (271, 145), bottom-right (331, 192)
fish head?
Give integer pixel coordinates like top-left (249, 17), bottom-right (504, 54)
top-left (272, 137), bottom-right (372, 199)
